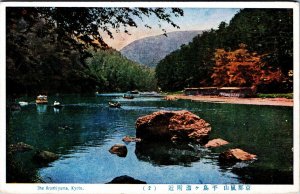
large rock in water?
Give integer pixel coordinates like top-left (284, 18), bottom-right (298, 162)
top-left (205, 138), bottom-right (229, 148)
top-left (109, 144), bottom-right (128, 157)
top-left (33, 150), bottom-right (59, 164)
top-left (122, 136), bottom-right (142, 143)
top-left (219, 148), bottom-right (257, 162)
top-left (107, 175), bottom-right (146, 184)
top-left (136, 110), bottom-right (211, 143)
top-left (8, 142), bottom-right (34, 153)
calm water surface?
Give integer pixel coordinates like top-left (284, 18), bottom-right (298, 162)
top-left (8, 94), bottom-right (293, 184)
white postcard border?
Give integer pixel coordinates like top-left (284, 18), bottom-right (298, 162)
top-left (0, 1), bottom-right (299, 194)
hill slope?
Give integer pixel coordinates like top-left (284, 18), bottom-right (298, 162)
top-left (120, 30), bottom-right (203, 67)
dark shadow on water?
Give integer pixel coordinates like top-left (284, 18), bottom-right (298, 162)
top-left (7, 151), bottom-right (42, 183)
top-left (217, 159), bottom-right (293, 184)
top-left (232, 166), bottom-right (293, 184)
top-left (135, 141), bottom-right (201, 166)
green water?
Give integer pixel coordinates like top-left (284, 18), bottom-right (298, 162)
top-left (7, 94), bottom-right (293, 184)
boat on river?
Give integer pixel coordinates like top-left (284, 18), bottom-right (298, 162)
top-left (53, 101), bottom-right (63, 109)
top-left (36, 95), bottom-right (48, 104)
top-left (96, 93), bottom-right (124, 97)
top-left (108, 102), bottom-right (121, 108)
top-left (123, 94), bottom-right (134, 99)
top-left (19, 101), bottom-right (29, 106)
top-left (139, 91), bottom-right (164, 97)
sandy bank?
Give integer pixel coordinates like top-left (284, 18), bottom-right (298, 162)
top-left (165, 94), bottom-right (293, 107)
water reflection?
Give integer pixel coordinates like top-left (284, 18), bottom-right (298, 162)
top-left (9, 95), bottom-right (293, 184)
top-left (36, 104), bottom-right (47, 114)
top-left (53, 107), bottom-right (61, 113)
top-left (231, 166), bottom-right (293, 184)
top-left (135, 141), bottom-right (201, 166)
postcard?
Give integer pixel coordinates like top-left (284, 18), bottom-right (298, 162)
top-left (1, 1), bottom-right (299, 194)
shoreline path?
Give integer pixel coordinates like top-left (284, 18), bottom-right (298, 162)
top-left (165, 94), bottom-right (293, 107)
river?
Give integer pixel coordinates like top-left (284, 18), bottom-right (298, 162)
top-left (7, 94), bottom-right (293, 184)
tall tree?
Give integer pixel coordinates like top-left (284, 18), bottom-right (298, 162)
top-left (211, 43), bottom-right (285, 90)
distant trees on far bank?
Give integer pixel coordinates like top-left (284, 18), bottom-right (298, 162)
top-left (85, 49), bottom-right (157, 92)
top-left (156, 9), bottom-right (293, 93)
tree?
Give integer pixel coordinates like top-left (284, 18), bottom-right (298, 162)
top-left (155, 29), bottom-right (217, 91)
top-left (85, 49), bottom-right (157, 92)
top-left (225, 9), bottom-right (293, 75)
top-left (6, 7), bottom-right (183, 95)
top-left (7, 7), bottom-right (183, 48)
top-left (211, 44), bottom-right (285, 90)
top-left (155, 8), bottom-right (293, 93)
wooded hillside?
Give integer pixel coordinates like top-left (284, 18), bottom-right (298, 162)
top-left (155, 9), bottom-right (293, 93)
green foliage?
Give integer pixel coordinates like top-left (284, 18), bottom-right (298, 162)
top-left (85, 49), bottom-right (157, 92)
top-left (165, 91), bottom-right (184, 95)
top-left (155, 9), bottom-right (293, 93)
top-left (156, 30), bottom-right (217, 91)
top-left (257, 93), bottom-right (293, 99)
top-left (6, 17), bottom-right (92, 94)
top-left (226, 9), bottom-right (293, 75)
top-left (6, 7), bottom-right (183, 95)
top-left (7, 7), bottom-right (183, 50)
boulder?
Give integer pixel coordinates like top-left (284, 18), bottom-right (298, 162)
top-left (8, 142), bottom-right (34, 153)
top-left (109, 144), bottom-right (128, 157)
top-left (219, 148), bottom-right (257, 162)
top-left (205, 138), bottom-right (229, 148)
top-left (107, 175), bottom-right (146, 184)
top-left (122, 136), bottom-right (141, 143)
top-left (136, 110), bottom-right (211, 143)
top-left (33, 150), bottom-right (59, 164)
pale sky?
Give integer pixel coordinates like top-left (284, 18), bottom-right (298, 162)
top-left (102, 8), bottom-right (240, 50)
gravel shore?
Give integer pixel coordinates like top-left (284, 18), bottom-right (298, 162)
top-left (165, 94), bottom-right (293, 107)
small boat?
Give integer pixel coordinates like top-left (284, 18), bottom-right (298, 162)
top-left (36, 95), bottom-right (48, 104)
top-left (108, 102), bottom-right (121, 108)
top-left (53, 101), bottom-right (63, 109)
top-left (96, 93), bottom-right (124, 97)
top-left (19, 101), bottom-right (29, 106)
top-left (139, 91), bottom-right (164, 97)
top-left (123, 94), bottom-right (134, 99)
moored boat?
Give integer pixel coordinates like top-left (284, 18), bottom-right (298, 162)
top-left (123, 94), bottom-right (134, 99)
top-left (108, 102), bottom-right (121, 108)
top-left (139, 91), bottom-right (164, 97)
top-left (19, 101), bottom-right (29, 106)
top-left (53, 101), bottom-right (63, 109)
top-left (36, 95), bottom-right (48, 104)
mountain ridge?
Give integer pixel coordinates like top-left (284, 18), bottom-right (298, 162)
top-left (120, 30), bottom-right (203, 67)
